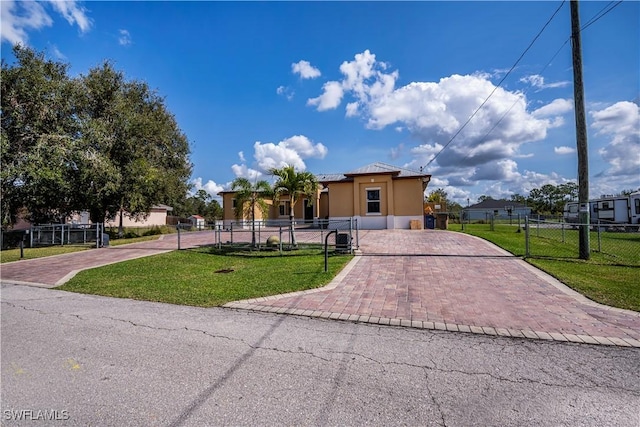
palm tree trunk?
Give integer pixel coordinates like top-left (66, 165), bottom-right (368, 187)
top-left (251, 201), bottom-right (256, 247)
top-left (289, 212), bottom-right (297, 248)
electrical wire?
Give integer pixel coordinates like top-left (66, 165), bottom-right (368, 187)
top-left (449, 0), bottom-right (625, 169)
top-left (422, 1), bottom-right (567, 169)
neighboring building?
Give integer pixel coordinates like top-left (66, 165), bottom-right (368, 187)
top-left (219, 162), bottom-right (431, 230)
top-left (189, 214), bottom-right (206, 230)
top-left (464, 199), bottom-right (531, 221)
top-left (105, 204), bottom-right (174, 228)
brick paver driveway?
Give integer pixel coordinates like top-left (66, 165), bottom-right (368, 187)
top-left (226, 230), bottom-right (640, 346)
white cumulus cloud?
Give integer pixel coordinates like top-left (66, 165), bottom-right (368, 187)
top-left (307, 81), bottom-right (344, 111)
top-left (1, 0), bottom-right (92, 45)
top-left (554, 146), bottom-right (575, 155)
top-left (292, 60), bottom-right (321, 79)
top-left (591, 101), bottom-right (640, 178)
top-left (532, 98), bottom-right (573, 118)
top-left (191, 177), bottom-right (225, 198)
top-left (232, 135), bottom-right (328, 179)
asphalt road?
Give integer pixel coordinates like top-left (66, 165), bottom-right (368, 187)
top-left (2, 283), bottom-right (639, 427)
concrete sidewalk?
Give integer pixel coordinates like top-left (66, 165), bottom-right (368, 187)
top-left (225, 230), bottom-right (640, 347)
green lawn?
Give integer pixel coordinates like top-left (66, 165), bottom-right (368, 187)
top-left (0, 244), bottom-right (94, 263)
top-left (0, 235), bottom-right (161, 264)
top-left (450, 223), bottom-right (640, 312)
top-left (58, 248), bottom-right (353, 307)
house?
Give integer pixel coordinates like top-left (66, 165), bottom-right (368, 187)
top-left (464, 199), bottom-right (531, 221)
top-left (189, 214), bottom-right (206, 230)
top-left (219, 162), bottom-right (431, 230)
top-left (105, 204), bottom-right (174, 228)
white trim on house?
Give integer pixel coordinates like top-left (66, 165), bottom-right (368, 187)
top-left (358, 215), bottom-right (387, 230)
top-left (392, 215), bottom-right (423, 229)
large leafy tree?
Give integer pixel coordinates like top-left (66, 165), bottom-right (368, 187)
top-left (1, 46), bottom-right (80, 225)
top-left (231, 177), bottom-right (272, 247)
top-left (76, 62), bottom-right (192, 234)
top-left (1, 46), bottom-right (192, 231)
top-left (270, 165), bottom-right (318, 247)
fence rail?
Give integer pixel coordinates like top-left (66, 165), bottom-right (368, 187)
top-left (1, 223), bottom-right (105, 250)
top-left (212, 219), bottom-right (359, 253)
top-left (525, 217), bottom-right (639, 266)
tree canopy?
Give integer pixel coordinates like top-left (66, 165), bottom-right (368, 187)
top-left (270, 165), bottom-right (318, 247)
top-left (1, 46), bottom-right (192, 228)
top-left (231, 177), bottom-right (272, 247)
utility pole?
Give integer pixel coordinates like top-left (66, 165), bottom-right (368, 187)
top-left (571, 0), bottom-right (590, 260)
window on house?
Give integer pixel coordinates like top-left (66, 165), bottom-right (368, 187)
top-left (232, 198), bottom-right (237, 209)
top-left (279, 201), bottom-right (290, 217)
top-left (366, 189), bottom-right (381, 214)
top-left (635, 198), bottom-right (640, 215)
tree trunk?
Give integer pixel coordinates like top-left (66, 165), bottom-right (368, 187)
top-left (118, 207), bottom-right (124, 238)
top-left (290, 211), bottom-right (297, 248)
top-left (251, 200), bottom-right (256, 248)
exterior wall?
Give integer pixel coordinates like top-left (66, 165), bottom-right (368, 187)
top-left (327, 182), bottom-right (354, 218)
top-left (221, 192), bottom-right (272, 227)
top-left (318, 192), bottom-right (329, 219)
top-left (392, 215), bottom-right (424, 229)
top-left (393, 178), bottom-right (425, 216)
top-left (105, 208), bottom-right (168, 227)
top-left (353, 175), bottom-right (392, 217)
top-left (323, 175), bottom-right (426, 230)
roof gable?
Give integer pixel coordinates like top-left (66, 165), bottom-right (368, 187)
top-left (318, 162), bottom-right (429, 183)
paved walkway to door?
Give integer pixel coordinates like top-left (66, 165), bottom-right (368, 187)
top-left (225, 230), bottom-right (640, 347)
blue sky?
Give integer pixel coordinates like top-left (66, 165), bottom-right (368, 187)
top-left (2, 1), bottom-right (638, 204)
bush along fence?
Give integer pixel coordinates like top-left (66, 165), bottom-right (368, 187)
top-left (1, 223), bottom-right (106, 250)
top-left (210, 218), bottom-right (359, 254)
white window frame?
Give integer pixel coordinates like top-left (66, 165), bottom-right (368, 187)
top-left (366, 187), bottom-right (381, 215)
top-left (279, 201), bottom-right (291, 217)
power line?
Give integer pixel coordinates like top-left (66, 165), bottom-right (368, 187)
top-left (448, 0), bottom-right (625, 169)
top-left (423, 1), bottom-right (566, 169)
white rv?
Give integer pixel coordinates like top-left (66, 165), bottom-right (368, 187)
top-left (563, 192), bottom-right (640, 227)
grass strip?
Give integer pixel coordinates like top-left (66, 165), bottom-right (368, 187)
top-left (58, 247), bottom-right (352, 307)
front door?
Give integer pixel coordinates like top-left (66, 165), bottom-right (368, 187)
top-left (304, 200), bottom-right (314, 222)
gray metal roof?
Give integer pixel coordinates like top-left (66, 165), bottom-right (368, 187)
top-left (468, 199), bottom-right (528, 210)
top-left (318, 162), bottom-right (429, 183)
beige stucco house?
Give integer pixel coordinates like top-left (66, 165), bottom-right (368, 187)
top-left (220, 162), bottom-right (430, 230)
top-left (105, 204), bottom-right (174, 228)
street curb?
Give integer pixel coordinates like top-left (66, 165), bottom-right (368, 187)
top-left (221, 303), bottom-right (640, 348)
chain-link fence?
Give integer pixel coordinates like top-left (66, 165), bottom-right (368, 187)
top-left (1, 223), bottom-right (105, 250)
top-left (212, 219), bottom-right (359, 253)
top-left (525, 217), bottom-right (640, 266)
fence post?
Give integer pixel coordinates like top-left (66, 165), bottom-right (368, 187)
top-left (523, 216), bottom-right (529, 255)
top-left (561, 220), bottom-right (565, 243)
top-left (278, 226), bottom-right (283, 254)
top-left (96, 223), bottom-right (100, 249)
top-left (597, 220), bottom-right (602, 253)
top-left (177, 222), bottom-right (181, 250)
top-left (30, 226), bottom-right (33, 248)
top-left (230, 223), bottom-right (234, 244)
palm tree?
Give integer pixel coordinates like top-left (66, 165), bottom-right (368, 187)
top-left (270, 165), bottom-right (318, 248)
top-left (231, 177), bottom-right (272, 247)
